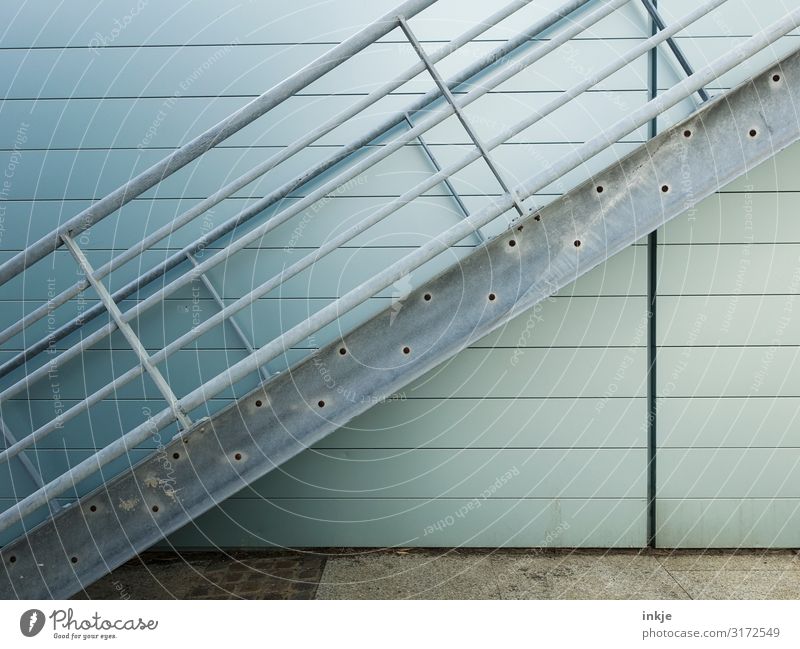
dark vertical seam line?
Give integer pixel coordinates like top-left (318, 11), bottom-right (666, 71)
top-left (646, 0), bottom-right (659, 549)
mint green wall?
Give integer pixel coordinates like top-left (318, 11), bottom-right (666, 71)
top-left (1, 0), bottom-right (798, 548)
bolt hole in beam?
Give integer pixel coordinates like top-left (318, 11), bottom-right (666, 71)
top-left (661, 184), bottom-right (670, 192)
top-left (89, 505), bottom-right (97, 513)
top-left (151, 505), bottom-right (159, 513)
top-left (234, 453), bottom-right (242, 461)
top-left (596, 185), bottom-right (605, 193)
top-left (339, 347), bottom-right (347, 355)
top-left (255, 400), bottom-right (263, 407)
top-left (488, 293), bottom-right (497, 301)
top-left (508, 239), bottom-right (517, 247)
top-left (574, 240), bottom-right (582, 247)
top-left (683, 128), bottom-right (693, 137)
top-left (9, 556), bottom-right (16, 563)
top-left (70, 557), bottom-right (78, 564)
top-left (749, 128), bottom-right (758, 137)
top-left (423, 293), bottom-right (432, 301)
top-left (317, 400), bottom-right (326, 408)
top-left (402, 346), bottom-right (412, 355)
top-left (172, 452), bottom-right (180, 460)
top-left (773, 73), bottom-right (782, 81)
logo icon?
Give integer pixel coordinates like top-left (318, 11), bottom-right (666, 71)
top-left (20, 609), bottom-right (45, 637)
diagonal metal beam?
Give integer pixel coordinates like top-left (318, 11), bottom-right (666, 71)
top-left (2, 47), bottom-right (800, 599)
top-left (640, 0), bottom-right (710, 102)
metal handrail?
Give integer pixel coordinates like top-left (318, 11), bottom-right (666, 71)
top-left (0, 0), bottom-right (612, 400)
top-left (2, 0), bottom-right (798, 536)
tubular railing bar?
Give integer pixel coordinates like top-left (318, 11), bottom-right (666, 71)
top-left (640, 0), bottom-right (710, 102)
top-left (402, 112), bottom-right (484, 243)
top-left (0, 0), bottom-right (727, 470)
top-left (0, 0), bottom-right (626, 387)
top-left (186, 253), bottom-right (271, 383)
top-left (0, 0), bottom-right (440, 288)
top-left (0, 417), bottom-right (60, 513)
top-left (398, 15), bottom-right (527, 217)
top-left (0, 0), bottom-right (719, 420)
top-left (60, 234), bottom-right (193, 430)
top-left (0, 0), bottom-right (592, 363)
top-left (0, 0), bottom-right (540, 352)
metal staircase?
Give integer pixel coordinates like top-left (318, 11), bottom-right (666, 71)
top-left (2, 0), bottom-right (800, 598)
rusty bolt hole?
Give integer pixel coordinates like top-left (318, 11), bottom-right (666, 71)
top-left (516, 225), bottom-right (524, 232)
top-left (534, 214), bottom-right (541, 222)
